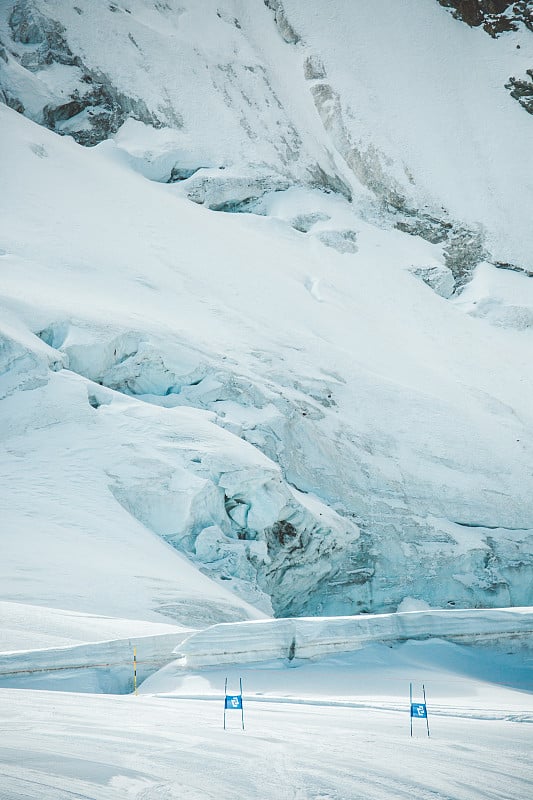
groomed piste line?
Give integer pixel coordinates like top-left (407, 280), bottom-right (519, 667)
top-left (150, 693), bottom-right (533, 723)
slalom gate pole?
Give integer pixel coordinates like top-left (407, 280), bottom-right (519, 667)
top-left (133, 647), bottom-right (137, 696)
top-left (224, 677), bottom-right (227, 730)
top-left (409, 682), bottom-right (413, 737)
top-left (240, 677), bottom-right (245, 730)
top-left (423, 684), bottom-right (430, 738)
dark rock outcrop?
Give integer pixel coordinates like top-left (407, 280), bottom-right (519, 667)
top-left (42, 78), bottom-right (164, 147)
top-left (395, 214), bottom-right (453, 245)
top-left (443, 227), bottom-right (489, 287)
top-left (437, 0), bottom-right (533, 36)
top-left (438, 5), bottom-right (533, 115)
top-left (396, 213), bottom-right (489, 291)
top-left (506, 70), bottom-right (533, 114)
top-left (9, 0), bottom-right (80, 69)
top-left (3, 0), bottom-right (170, 145)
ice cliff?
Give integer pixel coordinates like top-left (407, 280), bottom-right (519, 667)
top-left (1, 0), bottom-right (533, 623)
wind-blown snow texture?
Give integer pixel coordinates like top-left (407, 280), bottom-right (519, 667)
top-left (2, 631), bottom-right (533, 799)
top-left (1, 0), bottom-right (533, 621)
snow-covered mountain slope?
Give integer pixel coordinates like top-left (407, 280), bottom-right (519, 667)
top-left (1, 0), bottom-right (532, 280)
top-left (1, 1), bottom-right (533, 621)
top-left (2, 606), bottom-right (532, 796)
top-left (2, 643), bottom-right (533, 800)
top-left (2, 99), bottom-right (533, 619)
top-left (279, 0), bottom-right (533, 271)
top-left (0, 600), bottom-right (186, 652)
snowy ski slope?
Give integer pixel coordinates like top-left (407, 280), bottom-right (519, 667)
top-left (2, 632), bottom-right (533, 799)
top-left (1, 2), bottom-right (533, 794)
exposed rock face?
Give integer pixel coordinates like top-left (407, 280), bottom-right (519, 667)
top-left (395, 214), bottom-right (452, 245)
top-left (437, 1), bottom-right (533, 35)
top-left (305, 72), bottom-right (490, 286)
top-left (2, 0), bottom-right (168, 144)
top-left (303, 54), bottom-right (326, 80)
top-left (437, 2), bottom-right (533, 114)
top-left (392, 222), bottom-right (492, 293)
top-left (394, 213), bottom-right (489, 289)
top-left (309, 81), bottom-right (407, 211)
top-left (0, 65), bottom-right (24, 113)
top-left (43, 81), bottom-right (164, 147)
top-left (443, 227), bottom-right (489, 288)
top-left (437, 1), bottom-right (511, 29)
top-left (506, 70), bottom-right (533, 114)
top-left (394, 215), bottom-right (490, 292)
top-left (9, 0), bottom-right (70, 51)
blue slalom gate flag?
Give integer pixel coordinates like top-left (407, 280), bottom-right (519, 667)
top-left (410, 682), bottom-right (430, 737)
top-left (224, 677), bottom-right (245, 730)
top-left (225, 695), bottom-right (243, 710)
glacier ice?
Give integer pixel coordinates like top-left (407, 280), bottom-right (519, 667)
top-left (1, 1), bottom-right (533, 623)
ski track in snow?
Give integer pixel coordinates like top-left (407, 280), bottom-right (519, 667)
top-left (1, 612), bottom-right (532, 798)
top-left (0, 688), bottom-right (532, 800)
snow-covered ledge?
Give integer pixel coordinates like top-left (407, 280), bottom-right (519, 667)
top-left (175, 608), bottom-right (533, 668)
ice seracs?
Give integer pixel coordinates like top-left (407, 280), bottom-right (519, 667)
top-left (1, 1), bottom-right (533, 620)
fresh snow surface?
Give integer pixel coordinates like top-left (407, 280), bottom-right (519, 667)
top-left (454, 261), bottom-right (533, 330)
top-left (2, 0), bottom-right (532, 267)
top-left (1, 607), bottom-right (532, 797)
top-left (0, 601), bottom-right (186, 653)
top-left (2, 638), bottom-right (533, 799)
top-left (282, 0), bottom-right (533, 267)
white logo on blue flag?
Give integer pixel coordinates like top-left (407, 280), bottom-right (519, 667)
top-left (410, 703), bottom-right (427, 718)
top-left (225, 695), bottom-right (242, 710)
